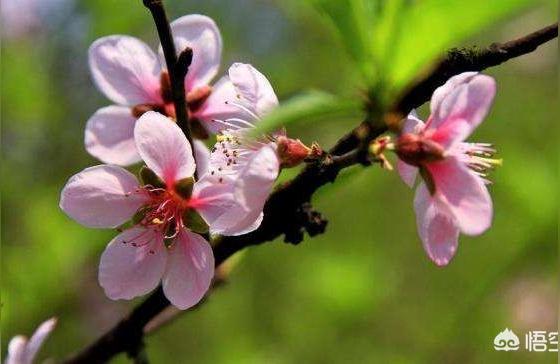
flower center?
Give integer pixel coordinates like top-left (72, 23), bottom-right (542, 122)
top-left (136, 186), bottom-right (190, 239)
top-left (130, 71), bottom-right (212, 125)
top-left (130, 172), bottom-right (207, 239)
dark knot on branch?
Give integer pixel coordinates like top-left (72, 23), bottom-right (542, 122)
top-left (284, 202), bottom-right (328, 244)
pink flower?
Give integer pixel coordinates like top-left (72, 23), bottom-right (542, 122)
top-left (201, 62), bottom-right (278, 134)
top-left (5, 318), bottom-right (57, 364)
top-left (395, 72), bottom-right (499, 266)
top-left (86, 14), bottom-right (239, 165)
top-left (61, 112), bottom-right (275, 309)
top-left (204, 63), bottom-right (311, 195)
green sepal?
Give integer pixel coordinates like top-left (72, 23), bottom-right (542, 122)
top-left (175, 177), bottom-right (195, 199)
top-left (419, 166), bottom-right (436, 195)
top-left (114, 221), bottom-right (133, 232)
top-left (131, 206), bottom-right (149, 225)
top-left (139, 166), bottom-right (165, 188)
top-left (183, 208), bottom-right (209, 234)
top-left (164, 237), bottom-right (175, 248)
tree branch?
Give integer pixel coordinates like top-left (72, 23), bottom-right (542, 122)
top-left (63, 23), bottom-right (557, 364)
top-left (142, 0), bottom-right (193, 146)
top-left (394, 22), bottom-right (558, 115)
top-left (332, 23), bottom-right (558, 156)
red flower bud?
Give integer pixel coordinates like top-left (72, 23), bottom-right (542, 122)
top-left (277, 136), bottom-right (312, 168)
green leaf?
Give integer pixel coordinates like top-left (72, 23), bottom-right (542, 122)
top-left (304, 0), bottom-right (379, 82)
top-left (370, 0), bottom-right (406, 73)
top-left (301, 0), bottom-right (534, 100)
top-left (250, 91), bottom-right (362, 136)
top-left (386, 0), bottom-right (534, 97)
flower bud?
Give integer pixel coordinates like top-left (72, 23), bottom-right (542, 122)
top-left (276, 136), bottom-right (312, 168)
top-left (395, 133), bottom-right (445, 166)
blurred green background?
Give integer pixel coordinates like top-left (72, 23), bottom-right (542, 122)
top-left (1, 0), bottom-right (557, 363)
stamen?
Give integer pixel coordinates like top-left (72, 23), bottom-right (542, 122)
top-left (469, 156), bottom-right (503, 168)
top-left (212, 119), bottom-right (246, 130)
top-left (459, 142), bottom-right (502, 182)
top-left (223, 117), bottom-right (257, 129)
top-left (123, 229), bottom-right (153, 248)
top-left (225, 100), bottom-right (259, 120)
top-left (130, 183), bottom-right (193, 247)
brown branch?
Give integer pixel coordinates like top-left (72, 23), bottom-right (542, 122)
top-left (63, 23), bottom-right (557, 364)
top-left (332, 23), bottom-right (559, 156)
top-left (394, 22), bottom-right (558, 116)
top-left (142, 0), bottom-right (193, 146)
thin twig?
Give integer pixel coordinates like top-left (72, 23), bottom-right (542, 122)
top-left (394, 22), bottom-right (558, 115)
top-left (63, 23), bottom-right (557, 364)
top-left (143, 0), bottom-right (193, 146)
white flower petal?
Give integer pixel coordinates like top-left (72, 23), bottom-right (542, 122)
top-left (134, 111), bottom-right (195, 185)
top-left (166, 15), bottom-right (222, 90)
top-left (228, 63), bottom-right (278, 117)
top-left (85, 105), bottom-right (140, 166)
top-left (162, 230), bottom-right (214, 310)
top-left (60, 165), bottom-right (146, 228)
top-left (99, 227), bottom-right (167, 300)
top-left (89, 35), bottom-right (162, 105)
